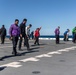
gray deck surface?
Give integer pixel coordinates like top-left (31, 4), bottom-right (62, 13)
top-left (0, 39), bottom-right (76, 75)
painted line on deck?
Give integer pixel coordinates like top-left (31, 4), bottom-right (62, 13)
top-left (0, 62), bottom-right (22, 68)
top-left (20, 57), bottom-right (39, 62)
top-left (35, 54), bottom-right (52, 58)
top-left (0, 46), bottom-right (76, 68)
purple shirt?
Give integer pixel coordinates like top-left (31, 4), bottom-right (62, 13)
top-left (55, 28), bottom-right (60, 35)
top-left (9, 24), bottom-right (20, 36)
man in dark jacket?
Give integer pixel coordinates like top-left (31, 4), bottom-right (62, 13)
top-left (9, 19), bottom-right (20, 56)
top-left (0, 25), bottom-right (6, 44)
top-left (18, 19), bottom-right (29, 50)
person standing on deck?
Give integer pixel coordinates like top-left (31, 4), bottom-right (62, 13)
top-left (54, 26), bottom-right (60, 44)
top-left (72, 27), bottom-right (76, 43)
top-left (9, 19), bottom-right (20, 56)
top-left (64, 29), bottom-right (70, 41)
top-left (26, 24), bottom-right (32, 40)
top-left (0, 25), bottom-right (6, 44)
top-left (18, 19), bottom-right (30, 50)
top-left (34, 27), bottom-right (41, 45)
top-left (72, 27), bottom-right (76, 42)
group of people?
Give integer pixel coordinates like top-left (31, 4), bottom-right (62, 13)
top-left (54, 26), bottom-right (76, 44)
top-left (0, 18), bottom-right (41, 56)
top-left (0, 20), bottom-right (76, 56)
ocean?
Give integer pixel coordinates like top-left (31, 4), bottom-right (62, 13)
top-left (6, 35), bottom-right (73, 38)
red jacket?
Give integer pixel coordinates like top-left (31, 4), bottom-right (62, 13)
top-left (34, 28), bottom-right (40, 37)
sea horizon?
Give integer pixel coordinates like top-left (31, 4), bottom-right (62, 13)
top-left (6, 35), bottom-right (73, 38)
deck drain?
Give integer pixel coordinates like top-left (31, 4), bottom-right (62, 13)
top-left (32, 71), bottom-right (40, 74)
top-left (59, 60), bottom-right (65, 62)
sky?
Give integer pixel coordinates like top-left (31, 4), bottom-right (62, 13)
top-left (0, 0), bottom-right (76, 35)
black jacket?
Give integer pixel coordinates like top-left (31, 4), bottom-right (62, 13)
top-left (20, 23), bottom-right (26, 35)
top-left (0, 27), bottom-right (6, 36)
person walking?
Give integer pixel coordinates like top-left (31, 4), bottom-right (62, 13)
top-left (9, 19), bottom-right (20, 56)
top-left (26, 24), bottom-right (32, 40)
top-left (34, 27), bottom-right (41, 45)
top-left (0, 25), bottom-right (6, 44)
top-left (18, 19), bottom-right (30, 50)
top-left (54, 26), bottom-right (60, 44)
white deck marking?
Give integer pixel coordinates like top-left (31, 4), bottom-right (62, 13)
top-left (65, 47), bottom-right (75, 50)
top-left (19, 57), bottom-right (39, 62)
top-left (66, 47), bottom-right (76, 51)
top-left (58, 46), bottom-right (76, 52)
top-left (35, 54), bottom-right (52, 58)
top-left (0, 46), bottom-right (76, 68)
top-left (47, 51), bottom-right (61, 55)
top-left (58, 49), bottom-right (70, 52)
top-left (1, 62), bottom-right (22, 68)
